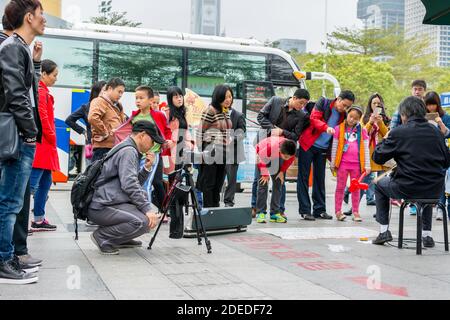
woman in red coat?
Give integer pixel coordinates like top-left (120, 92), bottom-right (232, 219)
top-left (30, 60), bottom-right (60, 232)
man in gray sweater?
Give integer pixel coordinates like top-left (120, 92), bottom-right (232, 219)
top-left (88, 121), bottom-right (164, 255)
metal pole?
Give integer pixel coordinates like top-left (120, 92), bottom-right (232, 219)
top-left (322, 0), bottom-right (328, 97)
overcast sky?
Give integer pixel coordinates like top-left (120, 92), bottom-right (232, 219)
top-left (62, 0), bottom-right (363, 53)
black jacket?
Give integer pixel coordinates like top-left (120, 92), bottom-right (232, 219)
top-left (373, 116), bottom-right (450, 199)
top-left (257, 96), bottom-right (308, 141)
top-left (0, 34), bottom-right (42, 143)
top-left (227, 108), bottom-right (246, 164)
top-left (65, 103), bottom-right (92, 144)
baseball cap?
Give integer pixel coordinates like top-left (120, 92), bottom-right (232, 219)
top-left (132, 120), bottom-right (165, 144)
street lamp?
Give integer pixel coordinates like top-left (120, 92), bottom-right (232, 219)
top-left (323, 0), bottom-right (328, 97)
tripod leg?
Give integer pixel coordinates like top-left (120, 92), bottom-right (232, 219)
top-left (190, 191), bottom-right (202, 246)
top-left (147, 211), bottom-right (168, 250)
top-left (190, 190), bottom-right (212, 254)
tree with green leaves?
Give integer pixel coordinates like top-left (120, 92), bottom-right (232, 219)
top-left (89, 11), bottom-right (142, 27)
top-left (292, 52), bottom-right (398, 113)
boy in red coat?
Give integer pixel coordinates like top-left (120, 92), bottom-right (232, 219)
top-left (255, 137), bottom-right (297, 223)
top-left (132, 86), bottom-right (173, 210)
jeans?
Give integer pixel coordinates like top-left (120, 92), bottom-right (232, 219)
top-left (251, 164), bottom-right (286, 212)
top-left (140, 153), bottom-right (160, 211)
top-left (375, 176), bottom-right (433, 231)
top-left (13, 181), bottom-right (31, 256)
top-left (345, 172), bottom-right (376, 203)
top-left (0, 141), bottom-right (36, 262)
top-left (30, 168), bottom-right (53, 221)
top-left (439, 192), bottom-right (450, 218)
top-left (151, 155), bottom-right (165, 210)
top-left (297, 146), bottom-right (327, 217)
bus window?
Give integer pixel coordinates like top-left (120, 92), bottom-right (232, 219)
top-left (188, 49), bottom-right (267, 97)
top-left (39, 37), bottom-right (94, 88)
top-left (273, 85), bottom-right (299, 99)
top-left (270, 54), bottom-right (297, 83)
top-left (98, 42), bottom-right (183, 92)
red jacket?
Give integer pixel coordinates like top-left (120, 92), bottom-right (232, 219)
top-left (33, 81), bottom-right (60, 171)
top-left (299, 98), bottom-right (345, 152)
top-left (256, 136), bottom-right (295, 176)
top-left (131, 109), bottom-right (172, 156)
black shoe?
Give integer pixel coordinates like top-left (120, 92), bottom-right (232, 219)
top-left (373, 231), bottom-right (393, 245)
top-left (367, 200), bottom-right (376, 206)
top-left (90, 233), bottom-right (119, 255)
top-left (118, 240), bottom-right (142, 249)
top-left (16, 254), bottom-right (42, 268)
top-left (85, 220), bottom-right (99, 227)
top-left (343, 191), bottom-right (349, 205)
top-left (344, 208), bottom-right (353, 216)
top-left (422, 236), bottom-right (435, 248)
top-left (303, 214), bottom-right (316, 221)
top-left (12, 256), bottom-right (39, 274)
top-left (0, 259), bottom-right (38, 285)
top-left (31, 219), bottom-right (57, 232)
top-left (315, 212), bottom-right (333, 220)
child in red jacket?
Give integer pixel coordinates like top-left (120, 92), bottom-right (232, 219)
top-left (255, 137), bottom-right (297, 223)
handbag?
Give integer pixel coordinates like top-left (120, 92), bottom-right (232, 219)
top-left (0, 112), bottom-right (20, 161)
top-left (85, 144), bottom-right (94, 159)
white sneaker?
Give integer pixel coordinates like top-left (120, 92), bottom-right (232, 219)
top-left (437, 208), bottom-right (443, 221)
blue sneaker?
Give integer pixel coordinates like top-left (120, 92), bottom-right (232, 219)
top-left (256, 213), bottom-right (267, 224)
top-left (409, 206), bottom-right (417, 216)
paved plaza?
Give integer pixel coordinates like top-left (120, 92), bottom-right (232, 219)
top-left (2, 173), bottom-right (450, 300)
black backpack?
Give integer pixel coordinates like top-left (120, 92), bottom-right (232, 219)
top-left (71, 143), bottom-right (132, 240)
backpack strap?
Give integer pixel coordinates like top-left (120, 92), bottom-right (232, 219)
top-left (94, 143), bottom-right (139, 189)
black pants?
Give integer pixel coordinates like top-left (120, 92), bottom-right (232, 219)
top-left (224, 164), bottom-right (239, 207)
top-left (168, 168), bottom-right (185, 238)
top-left (296, 146), bottom-right (327, 216)
top-left (375, 176), bottom-right (433, 231)
top-left (151, 155), bottom-right (165, 210)
top-left (92, 148), bottom-right (111, 162)
top-left (13, 181), bottom-right (30, 256)
top-left (197, 163), bottom-right (226, 208)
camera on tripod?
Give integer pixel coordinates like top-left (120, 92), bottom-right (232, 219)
top-left (148, 150), bottom-right (212, 253)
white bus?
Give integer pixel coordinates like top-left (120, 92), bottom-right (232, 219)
top-left (37, 23), bottom-right (341, 183)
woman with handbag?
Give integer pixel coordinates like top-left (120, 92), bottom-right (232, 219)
top-left (30, 60), bottom-right (60, 232)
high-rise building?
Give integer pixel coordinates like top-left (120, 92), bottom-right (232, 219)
top-left (191, 0), bottom-right (221, 36)
top-left (357, 0), bottom-right (405, 30)
top-left (405, 0), bottom-right (450, 67)
top-left (1, 0), bottom-right (67, 28)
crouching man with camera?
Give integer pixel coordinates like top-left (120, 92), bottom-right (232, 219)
top-left (88, 121), bottom-right (164, 255)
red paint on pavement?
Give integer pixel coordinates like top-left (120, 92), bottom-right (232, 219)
top-left (270, 251), bottom-right (322, 260)
top-left (348, 277), bottom-right (409, 297)
top-left (295, 261), bottom-right (355, 271)
top-left (246, 243), bottom-right (293, 250)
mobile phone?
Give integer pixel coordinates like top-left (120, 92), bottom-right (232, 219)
top-left (374, 107), bottom-right (382, 116)
top-left (426, 112), bottom-right (439, 121)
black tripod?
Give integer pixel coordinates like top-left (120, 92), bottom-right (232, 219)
top-left (147, 163), bottom-right (212, 254)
